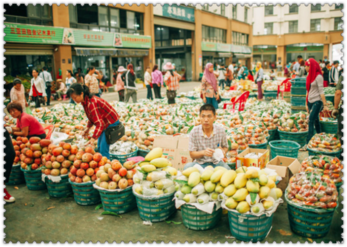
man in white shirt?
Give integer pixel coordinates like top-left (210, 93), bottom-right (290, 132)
top-left (293, 55), bottom-right (302, 73)
top-left (39, 67), bottom-right (53, 106)
top-left (218, 65), bottom-right (226, 90)
top-left (329, 61), bottom-right (340, 87)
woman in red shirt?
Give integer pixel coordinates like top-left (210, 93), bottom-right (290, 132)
top-left (67, 83), bottom-right (121, 159)
top-left (247, 70), bottom-right (254, 81)
top-left (6, 102), bottom-right (46, 139)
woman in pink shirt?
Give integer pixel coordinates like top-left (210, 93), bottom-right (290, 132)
top-left (6, 102), bottom-right (46, 139)
top-left (151, 64), bottom-right (163, 99)
top-left (116, 66), bottom-right (126, 102)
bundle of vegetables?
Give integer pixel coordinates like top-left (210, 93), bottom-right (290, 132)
top-left (324, 87), bottom-right (336, 96)
top-left (277, 112), bottom-right (308, 132)
top-left (286, 168), bottom-right (338, 209)
top-left (133, 148), bottom-right (178, 196)
top-left (301, 156), bottom-right (343, 184)
top-left (307, 133), bottom-right (342, 153)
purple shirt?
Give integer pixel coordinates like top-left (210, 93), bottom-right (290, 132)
top-left (151, 70), bottom-right (163, 86)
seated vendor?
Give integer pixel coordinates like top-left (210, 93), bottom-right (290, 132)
top-left (184, 104), bottom-right (230, 170)
top-left (6, 102), bottom-right (46, 139)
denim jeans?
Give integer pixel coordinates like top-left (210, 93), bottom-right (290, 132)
top-left (219, 79), bottom-right (225, 90)
top-left (307, 101), bottom-right (323, 144)
top-left (146, 85), bottom-right (153, 100)
top-left (98, 121), bottom-right (119, 159)
top-left (183, 161), bottom-right (231, 170)
top-left (206, 97), bottom-right (219, 109)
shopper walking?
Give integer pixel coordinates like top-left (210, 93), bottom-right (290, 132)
top-left (201, 63), bottom-right (220, 109)
top-left (225, 67), bottom-right (233, 87)
top-left (29, 69), bottom-right (47, 108)
top-left (301, 58), bottom-right (329, 150)
top-left (122, 64), bottom-right (137, 103)
top-left (152, 64), bottom-right (163, 99)
top-left (39, 67), bottom-right (53, 106)
top-left (116, 66), bottom-right (126, 102)
top-left (67, 84), bottom-right (121, 159)
top-left (329, 61), bottom-right (339, 87)
top-left (296, 59), bottom-right (306, 77)
top-left (322, 61), bottom-right (330, 87)
top-left (218, 65), bottom-right (226, 90)
top-left (4, 127), bottom-right (16, 203)
top-left (75, 72), bottom-right (84, 85)
top-left (10, 78), bottom-right (28, 112)
top-left (164, 62), bottom-right (181, 105)
top-left (254, 62), bottom-right (264, 100)
top-left (56, 80), bottom-right (67, 101)
top-left (85, 66), bottom-right (103, 97)
top-left (144, 66), bottom-right (153, 100)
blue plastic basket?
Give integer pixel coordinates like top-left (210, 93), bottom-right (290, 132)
top-left (291, 95), bottom-right (306, 107)
top-left (269, 140), bottom-right (300, 159)
top-left (21, 168), bottom-right (47, 191)
top-left (307, 147), bottom-right (342, 159)
top-left (278, 130), bottom-right (308, 147)
top-left (69, 180), bottom-right (101, 206)
top-left (248, 142), bottom-right (268, 149)
top-left (97, 186), bottom-right (136, 214)
top-left (228, 210), bottom-right (273, 242)
top-left (6, 164), bottom-right (25, 185)
top-left (110, 147), bottom-right (138, 164)
top-left (138, 149), bottom-right (150, 158)
top-left (291, 86), bottom-right (306, 95)
top-left (182, 204), bottom-right (222, 231)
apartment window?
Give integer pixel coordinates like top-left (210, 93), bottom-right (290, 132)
top-left (202, 25), bottom-right (226, 43)
top-left (288, 20), bottom-right (298, 33)
top-left (334, 17), bottom-right (343, 30)
top-left (4, 4), bottom-right (53, 26)
top-left (232, 5), bottom-right (237, 19)
top-left (244, 8), bottom-right (248, 22)
top-left (264, 23), bottom-right (273, 34)
top-left (202, 4), bottom-right (209, 11)
top-left (110, 8), bottom-right (119, 28)
top-left (232, 31), bottom-right (249, 46)
top-left (310, 19), bottom-right (321, 31)
top-left (221, 4), bottom-right (225, 16)
top-left (289, 4), bottom-right (299, 13)
top-left (335, 4), bottom-right (343, 10)
top-left (311, 4), bottom-right (321, 12)
top-left (265, 5), bottom-right (274, 16)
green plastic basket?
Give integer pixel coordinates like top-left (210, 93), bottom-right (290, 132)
top-left (291, 95), bottom-right (306, 107)
top-left (21, 168), bottom-right (47, 191)
top-left (269, 140), bottom-right (300, 159)
top-left (307, 147), bottom-right (342, 159)
top-left (138, 149), bottom-right (150, 158)
top-left (249, 93), bottom-right (258, 99)
top-left (228, 210), bottom-right (273, 242)
top-left (97, 186), bottom-right (136, 214)
top-left (320, 121), bottom-right (338, 134)
top-left (228, 163), bottom-right (236, 170)
top-left (110, 147), bottom-right (138, 164)
top-left (285, 190), bottom-right (336, 238)
top-left (6, 164), bottom-right (25, 185)
top-left (290, 78), bottom-right (306, 87)
top-left (222, 98), bottom-right (231, 102)
top-left (278, 130), bottom-right (308, 148)
top-left (181, 204), bottom-right (222, 231)
top-left (267, 129), bottom-right (277, 142)
top-left (291, 86), bottom-right (306, 95)
top-left (264, 91), bottom-right (277, 101)
top-left (69, 180), bottom-right (101, 206)
top-left (336, 182), bottom-right (343, 194)
top-left (248, 142), bottom-right (268, 150)
top-left (325, 95), bottom-right (334, 103)
top-left (45, 175), bottom-right (72, 198)
top-left (135, 192), bottom-right (176, 222)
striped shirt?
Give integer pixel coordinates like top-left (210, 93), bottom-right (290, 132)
top-left (164, 71), bottom-right (181, 91)
top-left (82, 96), bottom-right (120, 139)
top-left (188, 124), bottom-right (228, 164)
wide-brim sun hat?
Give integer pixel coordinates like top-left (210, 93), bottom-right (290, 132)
top-left (117, 66), bottom-right (127, 72)
top-left (163, 62), bottom-right (174, 70)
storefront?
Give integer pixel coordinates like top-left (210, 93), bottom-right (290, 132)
top-left (286, 44), bottom-right (324, 63)
top-left (201, 42), bottom-right (232, 68)
top-left (252, 45), bottom-right (277, 70)
top-left (230, 45), bottom-right (252, 68)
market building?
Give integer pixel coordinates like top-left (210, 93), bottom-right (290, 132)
top-left (252, 3), bottom-right (343, 69)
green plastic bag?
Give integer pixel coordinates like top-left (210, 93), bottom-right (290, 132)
top-left (25, 107), bottom-right (33, 115)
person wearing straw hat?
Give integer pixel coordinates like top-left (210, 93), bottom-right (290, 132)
top-left (116, 66), bottom-right (127, 102)
top-left (163, 62), bottom-right (181, 104)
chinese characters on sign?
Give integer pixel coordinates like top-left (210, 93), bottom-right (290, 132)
top-left (162, 4), bottom-right (195, 22)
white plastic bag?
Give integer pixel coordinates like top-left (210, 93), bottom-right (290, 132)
top-left (149, 171), bottom-right (167, 182)
top-left (154, 179), bottom-right (174, 190)
top-left (198, 193), bottom-right (210, 204)
top-left (50, 130), bottom-right (69, 145)
top-left (192, 183), bottom-right (205, 196)
top-left (175, 191), bottom-right (185, 200)
top-left (164, 185), bottom-right (176, 194)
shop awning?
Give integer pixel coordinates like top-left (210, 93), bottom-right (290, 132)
top-left (75, 47), bottom-right (118, 56)
top-left (218, 53), bottom-right (232, 57)
top-left (233, 53), bottom-right (252, 58)
top-left (117, 49), bottom-right (149, 57)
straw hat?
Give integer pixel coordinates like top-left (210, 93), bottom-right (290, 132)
top-left (56, 79), bottom-right (62, 82)
top-left (117, 66), bottom-right (127, 72)
top-left (163, 62), bottom-right (174, 70)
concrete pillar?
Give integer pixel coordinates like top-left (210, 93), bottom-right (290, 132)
top-left (143, 5), bottom-right (155, 69)
top-left (191, 31), bottom-right (196, 80)
top-left (52, 4), bottom-right (72, 81)
top-left (323, 44), bottom-right (330, 61)
top-left (194, 10), bottom-right (203, 81)
top-left (277, 45), bottom-right (286, 70)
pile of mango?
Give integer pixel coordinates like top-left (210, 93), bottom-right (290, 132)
top-left (175, 166), bottom-right (283, 215)
top-left (132, 148), bottom-right (178, 197)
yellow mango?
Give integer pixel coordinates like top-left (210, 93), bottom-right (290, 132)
top-left (210, 170), bottom-right (224, 183)
top-left (236, 166), bottom-right (248, 174)
top-left (266, 178), bottom-right (276, 189)
top-left (188, 172), bottom-right (201, 188)
top-left (245, 169), bottom-right (259, 179)
top-left (225, 198), bottom-right (238, 209)
top-left (220, 170), bottom-right (237, 187)
top-left (215, 183), bottom-right (224, 193)
top-left (204, 181), bottom-right (216, 193)
top-left (201, 169), bottom-right (214, 181)
top-left (259, 174), bottom-right (268, 186)
top-left (234, 173), bottom-right (247, 189)
top-left (150, 158), bottom-right (169, 168)
top-left (141, 165), bottom-right (156, 173)
top-left (246, 180), bottom-right (260, 193)
top-left (224, 184), bottom-right (237, 197)
top-left (162, 167), bottom-right (177, 176)
top-left (262, 200), bottom-right (274, 210)
top-left (182, 167), bottom-right (199, 177)
top-left (232, 188), bottom-right (249, 201)
top-left (259, 186), bottom-right (270, 199)
top-left (145, 147), bottom-right (163, 161)
top-left (236, 201), bottom-right (250, 214)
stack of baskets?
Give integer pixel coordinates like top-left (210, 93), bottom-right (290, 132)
top-left (6, 164), bottom-right (25, 185)
top-left (269, 140), bottom-right (300, 159)
top-left (264, 90), bottom-right (278, 101)
top-left (110, 147), bottom-right (138, 164)
top-left (181, 204), bottom-right (222, 231)
top-left (290, 78), bottom-right (306, 114)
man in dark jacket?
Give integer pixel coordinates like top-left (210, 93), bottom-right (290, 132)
top-left (121, 64), bottom-right (137, 103)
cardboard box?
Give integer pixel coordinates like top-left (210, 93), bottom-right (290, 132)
top-left (175, 135), bottom-right (193, 172)
top-left (236, 148), bottom-right (269, 169)
top-left (266, 156), bottom-right (301, 192)
top-left (153, 135), bottom-right (179, 166)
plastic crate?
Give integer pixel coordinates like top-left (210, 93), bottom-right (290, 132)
top-left (45, 175), bottom-right (72, 198)
top-left (320, 121), bottom-right (338, 134)
top-left (110, 147), bottom-right (138, 164)
top-left (278, 130), bottom-right (308, 148)
top-left (181, 204), bottom-right (222, 231)
top-left (138, 149), bottom-right (150, 158)
top-left (135, 192), bottom-right (176, 222)
top-left (291, 95), bottom-right (306, 107)
top-left (269, 140), bottom-right (300, 159)
top-left (290, 78), bottom-right (306, 87)
top-left (267, 129), bottom-right (278, 142)
top-left (285, 191), bottom-right (336, 238)
top-left (69, 180), bottom-right (101, 206)
top-left (291, 86), bottom-right (306, 95)
top-left (228, 210), bottom-right (273, 242)
top-left (97, 186), bottom-right (136, 214)
top-left (264, 91), bottom-right (277, 101)
top-left (248, 142), bottom-right (268, 150)
top-left (21, 168), bottom-right (47, 191)
top-left (307, 147), bottom-right (342, 159)
top-left (325, 95), bottom-right (335, 103)
top-left (6, 164), bottom-right (25, 185)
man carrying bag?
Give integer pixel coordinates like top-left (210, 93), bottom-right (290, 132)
top-left (40, 67), bottom-right (53, 106)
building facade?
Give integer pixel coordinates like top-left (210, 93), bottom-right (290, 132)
top-left (252, 3), bottom-right (343, 70)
